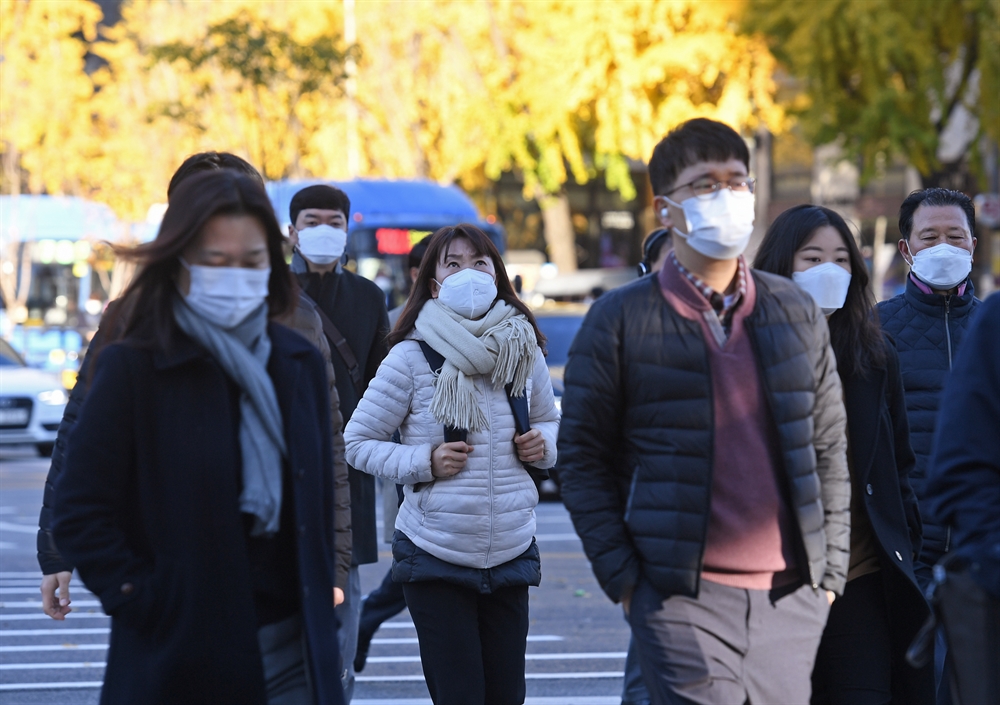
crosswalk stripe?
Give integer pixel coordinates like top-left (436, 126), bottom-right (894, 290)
top-left (0, 628), bottom-right (109, 636)
top-left (0, 612), bottom-right (108, 621)
top-left (367, 651), bottom-right (626, 664)
top-left (1, 600), bottom-right (102, 609)
top-left (0, 662), bottom-right (106, 670)
top-left (355, 671), bottom-right (622, 683)
top-left (0, 644), bottom-right (108, 653)
top-left (371, 635), bottom-right (562, 645)
top-left (0, 682), bottom-right (102, 691)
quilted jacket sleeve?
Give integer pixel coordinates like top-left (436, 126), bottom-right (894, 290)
top-left (344, 345), bottom-right (435, 486)
top-left (810, 308), bottom-right (852, 596)
top-left (556, 294), bottom-right (638, 603)
top-left (527, 348), bottom-right (560, 470)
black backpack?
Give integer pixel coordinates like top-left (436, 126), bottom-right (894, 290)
top-left (418, 340), bottom-right (548, 484)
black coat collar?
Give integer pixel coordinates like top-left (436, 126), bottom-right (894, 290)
top-left (152, 321), bottom-right (315, 371)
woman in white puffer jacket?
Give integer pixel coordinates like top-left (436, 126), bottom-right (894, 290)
top-left (344, 224), bottom-right (559, 705)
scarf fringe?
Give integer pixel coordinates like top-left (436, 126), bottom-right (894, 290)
top-left (415, 299), bottom-right (537, 432)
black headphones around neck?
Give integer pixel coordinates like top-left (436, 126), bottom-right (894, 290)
top-left (638, 228), bottom-right (671, 276)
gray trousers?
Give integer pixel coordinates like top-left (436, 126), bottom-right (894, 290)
top-left (257, 613), bottom-right (312, 705)
top-left (629, 577), bottom-right (831, 705)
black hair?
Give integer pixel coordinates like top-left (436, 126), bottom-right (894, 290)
top-left (388, 224), bottom-right (546, 353)
top-left (167, 152), bottom-right (263, 198)
top-left (638, 228), bottom-right (671, 276)
top-left (753, 204), bottom-right (886, 379)
top-left (408, 235), bottom-right (432, 270)
top-left (899, 188), bottom-right (975, 240)
top-left (289, 184), bottom-right (351, 226)
top-left (106, 171), bottom-right (296, 352)
top-left (648, 118), bottom-right (750, 196)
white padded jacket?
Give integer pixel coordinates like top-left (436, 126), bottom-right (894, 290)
top-left (344, 333), bottom-right (559, 569)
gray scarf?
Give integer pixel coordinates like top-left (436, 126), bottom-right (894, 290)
top-left (173, 298), bottom-right (287, 537)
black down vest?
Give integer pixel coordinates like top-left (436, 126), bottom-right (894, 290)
top-left (876, 276), bottom-right (981, 562)
top-left (558, 271), bottom-right (851, 603)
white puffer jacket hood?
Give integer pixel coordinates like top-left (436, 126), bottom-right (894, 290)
top-left (344, 333), bottom-right (559, 569)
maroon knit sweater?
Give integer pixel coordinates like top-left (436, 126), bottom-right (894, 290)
top-left (658, 260), bottom-right (799, 590)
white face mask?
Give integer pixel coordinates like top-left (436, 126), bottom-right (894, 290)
top-left (435, 268), bottom-right (498, 319)
top-left (666, 189), bottom-right (756, 260)
top-left (906, 242), bottom-right (972, 290)
top-left (792, 262), bottom-right (852, 314)
top-left (180, 260), bottom-right (270, 329)
top-left (296, 224), bottom-right (347, 265)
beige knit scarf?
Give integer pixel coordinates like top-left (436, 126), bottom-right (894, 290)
top-left (414, 298), bottom-right (537, 432)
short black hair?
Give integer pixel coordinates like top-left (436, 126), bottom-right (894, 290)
top-left (289, 184), bottom-right (351, 227)
top-left (648, 118), bottom-right (750, 196)
top-left (408, 235), bottom-right (432, 270)
top-left (899, 188), bottom-right (975, 240)
top-left (167, 152), bottom-right (263, 198)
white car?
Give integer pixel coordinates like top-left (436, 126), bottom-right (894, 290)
top-left (0, 338), bottom-right (68, 457)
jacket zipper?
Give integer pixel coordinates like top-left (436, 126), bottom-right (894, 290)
top-left (483, 377), bottom-right (495, 568)
top-left (944, 296), bottom-right (953, 370)
top-left (693, 332), bottom-right (715, 596)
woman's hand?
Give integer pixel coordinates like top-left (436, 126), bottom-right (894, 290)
top-left (334, 587), bottom-right (345, 607)
top-left (431, 441), bottom-right (474, 478)
top-left (515, 429), bottom-right (545, 463)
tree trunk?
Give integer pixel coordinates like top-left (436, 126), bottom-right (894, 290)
top-left (747, 128), bottom-right (772, 262)
top-left (539, 191), bottom-right (577, 273)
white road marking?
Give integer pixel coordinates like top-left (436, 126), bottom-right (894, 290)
top-left (0, 644), bottom-right (108, 653)
top-left (356, 672), bottom-right (622, 682)
top-left (0, 521), bottom-right (39, 534)
top-left (0, 627), bottom-right (109, 636)
top-left (371, 634), bottom-right (562, 645)
top-left (0, 662), bottom-right (105, 670)
top-left (366, 651), bottom-right (626, 664)
top-left (0, 682), bottom-right (102, 691)
top-left (1, 600), bottom-right (101, 609)
top-left (0, 612), bottom-right (107, 621)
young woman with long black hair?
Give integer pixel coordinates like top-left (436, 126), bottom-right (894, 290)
top-left (754, 205), bottom-right (933, 705)
top-left (52, 170), bottom-right (343, 705)
top-left (344, 224), bottom-right (559, 705)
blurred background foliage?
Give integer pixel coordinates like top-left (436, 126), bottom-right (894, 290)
top-left (1, 0), bottom-right (996, 231)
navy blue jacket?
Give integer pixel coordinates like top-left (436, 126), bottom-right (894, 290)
top-left (928, 293), bottom-right (1000, 599)
top-left (876, 276), bottom-right (981, 563)
top-left (391, 531), bottom-right (541, 594)
top-left (52, 324), bottom-right (343, 705)
top-left (558, 271), bottom-right (850, 603)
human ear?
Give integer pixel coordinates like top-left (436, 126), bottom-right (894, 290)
top-left (897, 238), bottom-right (912, 265)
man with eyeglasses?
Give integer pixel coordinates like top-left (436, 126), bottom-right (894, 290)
top-left (559, 118), bottom-right (850, 705)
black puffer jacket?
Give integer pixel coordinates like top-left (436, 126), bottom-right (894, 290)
top-left (876, 276), bottom-right (981, 563)
top-left (558, 271), bottom-right (850, 603)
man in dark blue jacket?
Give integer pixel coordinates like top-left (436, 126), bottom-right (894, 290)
top-left (876, 187), bottom-right (981, 705)
top-left (876, 188), bottom-right (981, 581)
top-left (559, 118), bottom-right (851, 705)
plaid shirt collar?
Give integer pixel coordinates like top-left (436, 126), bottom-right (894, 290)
top-left (669, 250), bottom-right (747, 322)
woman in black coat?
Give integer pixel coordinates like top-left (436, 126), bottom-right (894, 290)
top-left (52, 171), bottom-right (343, 705)
top-left (754, 205), bottom-right (934, 705)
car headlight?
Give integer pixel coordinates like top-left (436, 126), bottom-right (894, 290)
top-left (38, 389), bottom-right (68, 406)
